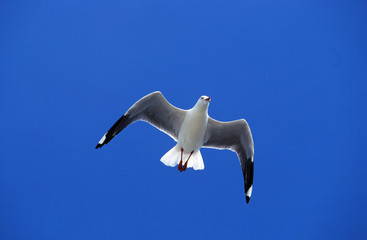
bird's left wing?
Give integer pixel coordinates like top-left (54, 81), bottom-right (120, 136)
top-left (96, 91), bottom-right (187, 149)
top-left (203, 117), bottom-right (254, 203)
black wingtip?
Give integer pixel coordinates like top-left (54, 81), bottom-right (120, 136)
top-left (246, 196), bottom-right (250, 204)
top-left (95, 143), bottom-right (103, 149)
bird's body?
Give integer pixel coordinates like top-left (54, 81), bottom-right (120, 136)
top-left (161, 96), bottom-right (210, 171)
top-left (96, 91), bottom-right (254, 203)
top-left (178, 98), bottom-right (209, 152)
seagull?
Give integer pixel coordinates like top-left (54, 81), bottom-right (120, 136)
top-left (96, 91), bottom-right (254, 203)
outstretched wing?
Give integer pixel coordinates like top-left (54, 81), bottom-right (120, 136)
top-left (203, 118), bottom-right (254, 204)
top-left (96, 91), bottom-right (186, 149)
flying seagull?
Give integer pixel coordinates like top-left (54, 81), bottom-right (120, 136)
top-left (96, 91), bottom-right (254, 203)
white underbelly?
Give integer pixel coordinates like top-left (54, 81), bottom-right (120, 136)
top-left (178, 110), bottom-right (208, 152)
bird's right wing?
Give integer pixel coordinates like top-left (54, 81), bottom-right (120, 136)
top-left (96, 91), bottom-right (187, 149)
top-left (203, 118), bottom-right (254, 203)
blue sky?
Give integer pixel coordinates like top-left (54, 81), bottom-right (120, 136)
top-left (1, 1), bottom-right (366, 239)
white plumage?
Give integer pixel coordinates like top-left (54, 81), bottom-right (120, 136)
top-left (96, 91), bottom-right (254, 204)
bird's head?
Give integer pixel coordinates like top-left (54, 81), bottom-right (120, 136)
top-left (200, 95), bottom-right (211, 103)
top-left (194, 95), bottom-right (211, 110)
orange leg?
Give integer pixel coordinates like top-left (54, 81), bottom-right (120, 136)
top-left (182, 151), bottom-right (194, 171)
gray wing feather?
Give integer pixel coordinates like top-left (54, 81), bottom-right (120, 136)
top-left (203, 118), bottom-right (254, 204)
top-left (96, 91), bottom-right (186, 149)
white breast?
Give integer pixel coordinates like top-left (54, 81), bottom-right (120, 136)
top-left (178, 107), bottom-right (208, 152)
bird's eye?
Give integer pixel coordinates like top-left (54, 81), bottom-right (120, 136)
top-left (201, 97), bottom-right (203, 99)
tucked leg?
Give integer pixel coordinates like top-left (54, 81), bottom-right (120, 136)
top-left (182, 151), bottom-right (194, 171)
top-left (178, 148), bottom-right (183, 172)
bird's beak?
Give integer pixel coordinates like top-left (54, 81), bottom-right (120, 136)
top-left (205, 97), bottom-right (211, 102)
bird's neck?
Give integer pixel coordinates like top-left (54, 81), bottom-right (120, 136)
top-left (192, 103), bottom-right (209, 114)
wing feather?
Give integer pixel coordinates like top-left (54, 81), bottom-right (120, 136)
top-left (96, 91), bottom-right (186, 149)
top-left (203, 118), bottom-right (254, 203)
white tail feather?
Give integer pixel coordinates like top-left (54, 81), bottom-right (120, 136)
top-left (187, 150), bottom-right (204, 170)
top-left (160, 144), bottom-right (181, 167)
top-left (160, 144), bottom-right (204, 170)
